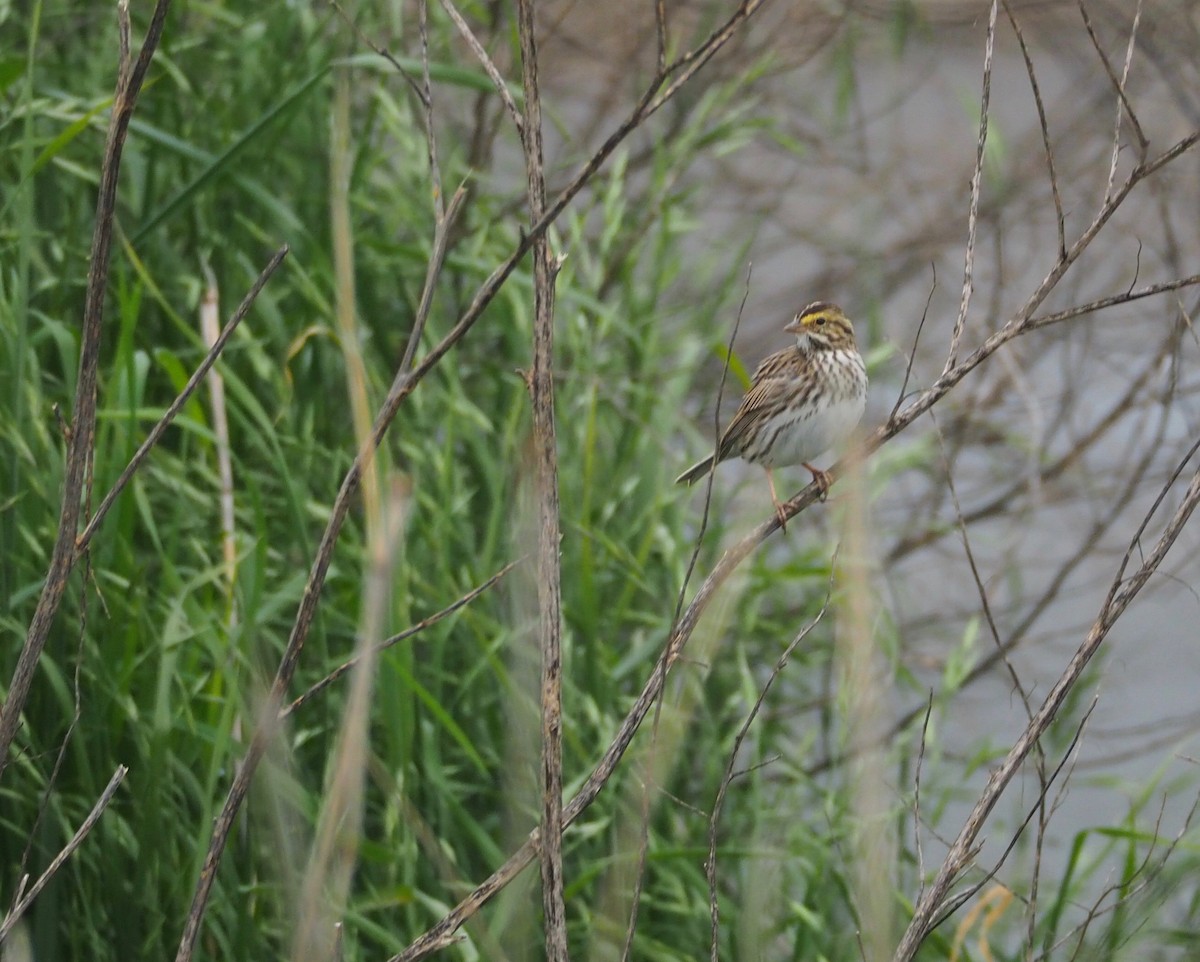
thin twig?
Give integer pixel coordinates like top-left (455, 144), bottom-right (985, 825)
top-left (284, 558), bottom-right (524, 717)
top-left (912, 694), bottom-right (934, 887)
top-left (891, 269), bottom-right (936, 421)
top-left (942, 0), bottom-right (997, 377)
top-left (401, 186), bottom-right (468, 374)
top-left (932, 410), bottom-right (1035, 719)
top-left (440, 0), bottom-right (524, 137)
top-left (1004, 0), bottom-right (1066, 260)
top-left (77, 246), bottom-right (289, 554)
top-left (0, 0), bottom-right (173, 780)
top-left (419, 0), bottom-right (445, 216)
top-left (1028, 273), bottom-right (1200, 331)
top-left (1078, 0), bottom-right (1148, 169)
top-left (708, 587), bottom-right (834, 962)
top-left (654, 0), bottom-right (667, 73)
top-left (328, 0), bottom-right (427, 106)
top-left (0, 766), bottom-right (127, 939)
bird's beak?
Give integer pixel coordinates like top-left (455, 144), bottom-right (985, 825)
top-left (783, 316), bottom-right (803, 334)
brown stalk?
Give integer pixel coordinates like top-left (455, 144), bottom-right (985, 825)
top-left (0, 765), bottom-right (128, 939)
top-left (0, 0), bottom-right (172, 780)
top-left (440, 0), bottom-right (524, 137)
top-left (942, 0), bottom-right (997, 378)
top-left (515, 1), bottom-right (568, 959)
top-left (707, 590), bottom-right (833, 961)
top-left (77, 246), bottom-right (289, 555)
top-left (283, 558), bottom-right (524, 718)
top-left (1078, 0), bottom-right (1149, 164)
top-left (1003, 0), bottom-right (1067, 261)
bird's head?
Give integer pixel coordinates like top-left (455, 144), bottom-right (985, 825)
top-left (784, 302), bottom-right (857, 352)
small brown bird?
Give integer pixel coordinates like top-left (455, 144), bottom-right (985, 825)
top-left (676, 301), bottom-right (867, 528)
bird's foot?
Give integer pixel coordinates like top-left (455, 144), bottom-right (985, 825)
top-left (773, 497), bottom-right (790, 532)
top-left (805, 464), bottom-right (832, 501)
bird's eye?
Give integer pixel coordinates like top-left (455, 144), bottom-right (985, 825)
top-left (816, 316), bottom-right (827, 325)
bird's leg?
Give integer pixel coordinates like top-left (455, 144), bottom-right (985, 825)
top-left (803, 463), bottom-right (832, 501)
top-left (765, 467), bottom-right (789, 531)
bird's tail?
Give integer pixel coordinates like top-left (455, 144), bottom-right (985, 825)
top-left (675, 455), bottom-right (715, 486)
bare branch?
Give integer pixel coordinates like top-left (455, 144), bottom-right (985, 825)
top-left (891, 271), bottom-right (936, 421)
top-left (77, 246), bottom-right (289, 555)
top-left (419, 0), bottom-right (445, 216)
top-left (329, 0), bottom-right (427, 107)
top-left (515, 2), bottom-right (569, 958)
top-left (0, 0), bottom-right (174, 780)
top-left (931, 410), bottom-right (1037, 720)
top-left (0, 766), bottom-right (127, 939)
top-left (708, 591), bottom-right (833, 961)
top-left (892, 440), bottom-right (1200, 961)
top-left (655, 0), bottom-right (667, 72)
top-left (440, 0), bottom-right (524, 138)
top-left (1004, 0), bottom-right (1066, 260)
top-left (1078, 0), bottom-right (1148, 174)
top-left (942, 0), bottom-right (997, 377)
top-left (1028, 274), bottom-right (1200, 330)
top-left (284, 558), bottom-right (524, 718)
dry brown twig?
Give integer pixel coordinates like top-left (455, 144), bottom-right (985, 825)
top-left (440, 0), bottom-right (524, 137)
top-left (515, 2), bottom-right (569, 958)
top-left (0, 0), bottom-right (174, 780)
top-left (0, 765), bottom-right (127, 940)
top-left (419, 0), bottom-right (445, 217)
top-left (942, 0), bottom-right (997, 378)
top-left (707, 584), bottom-right (834, 962)
top-left (619, 266), bottom-right (753, 962)
top-left (78, 246), bottom-right (289, 555)
top-left (283, 558), bottom-right (524, 717)
top-left (1078, 0), bottom-right (1149, 173)
top-left (1004, 0), bottom-right (1066, 260)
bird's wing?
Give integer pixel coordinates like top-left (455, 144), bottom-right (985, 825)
top-left (717, 371), bottom-right (795, 459)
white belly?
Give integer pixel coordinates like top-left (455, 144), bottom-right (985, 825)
top-left (752, 390), bottom-right (866, 468)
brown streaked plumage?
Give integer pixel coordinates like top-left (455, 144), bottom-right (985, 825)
top-left (676, 301), bottom-right (867, 529)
